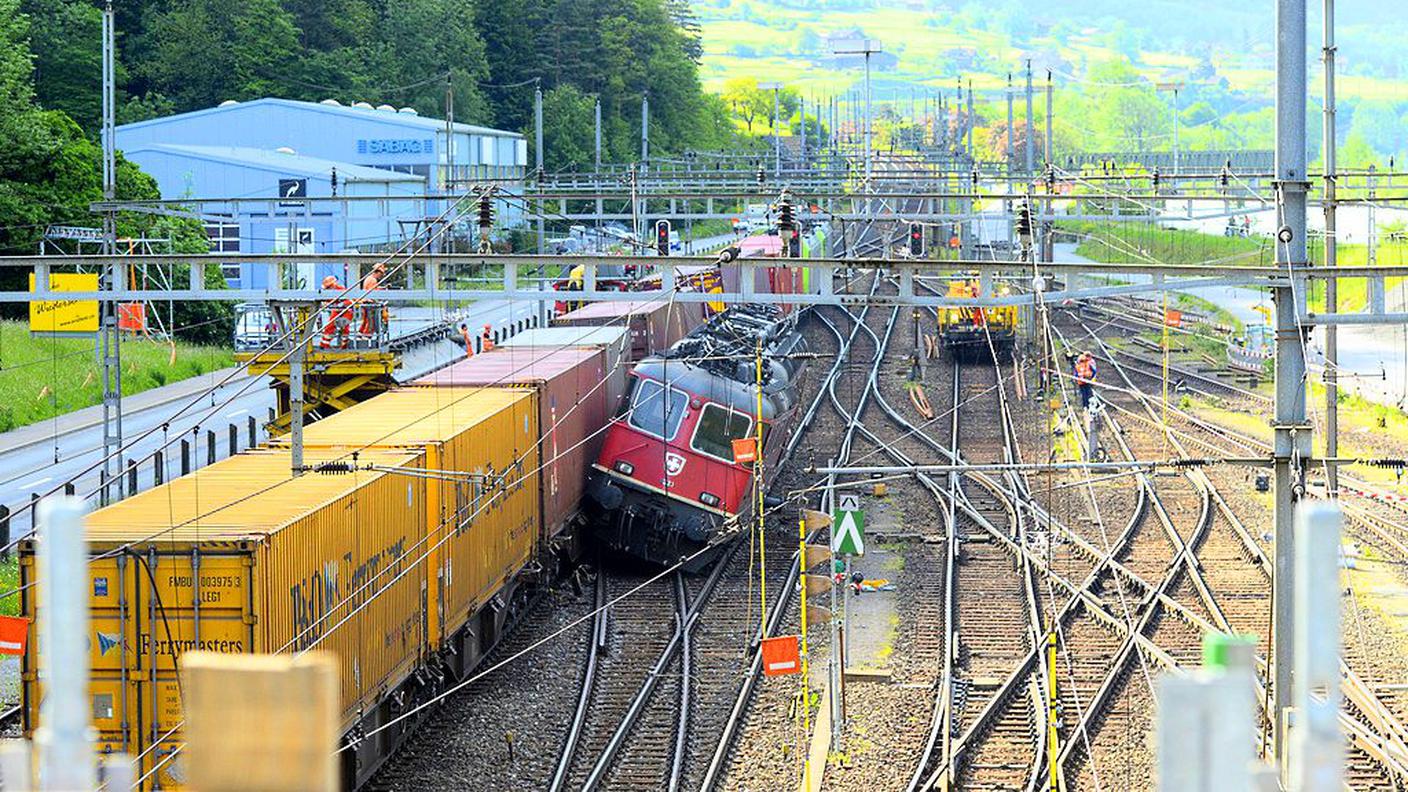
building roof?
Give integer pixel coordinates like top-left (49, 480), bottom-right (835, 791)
top-left (117, 97), bottom-right (522, 139)
top-left (123, 144), bottom-right (425, 183)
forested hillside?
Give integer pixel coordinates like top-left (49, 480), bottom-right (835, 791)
top-left (0, 0), bottom-right (736, 255)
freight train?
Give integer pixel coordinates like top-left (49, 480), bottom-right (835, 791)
top-left (18, 238), bottom-right (819, 788)
top-left (585, 303), bottom-right (810, 568)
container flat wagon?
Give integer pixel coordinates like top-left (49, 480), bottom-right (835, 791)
top-left (22, 389), bottom-right (543, 788)
top-left (21, 448), bottom-right (433, 789)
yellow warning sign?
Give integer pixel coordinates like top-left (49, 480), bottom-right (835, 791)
top-left (29, 272), bottom-right (99, 334)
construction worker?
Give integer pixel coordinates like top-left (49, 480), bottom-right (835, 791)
top-left (1072, 351), bottom-right (1098, 409)
top-left (358, 263), bottom-right (387, 340)
top-left (318, 275), bottom-right (351, 349)
top-left (481, 323), bottom-right (495, 352)
top-left (459, 322), bottom-right (474, 357)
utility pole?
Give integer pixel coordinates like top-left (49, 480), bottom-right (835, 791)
top-left (1271, 0), bottom-right (1311, 769)
top-left (100, 0), bottom-right (123, 504)
top-left (1368, 164), bottom-right (1378, 266)
top-left (1323, 0), bottom-right (1339, 496)
top-left (594, 96), bottom-right (602, 172)
top-left (534, 80), bottom-right (544, 254)
top-left (760, 82), bottom-right (783, 178)
top-left (1006, 73), bottom-right (1015, 170)
top-left (1158, 82), bottom-right (1186, 176)
top-left (1044, 70), bottom-right (1054, 166)
top-left (800, 94), bottom-right (807, 165)
top-left (444, 74), bottom-right (454, 200)
top-left (1025, 59), bottom-right (1035, 177)
top-left (832, 39), bottom-right (881, 216)
top-left (1173, 85), bottom-right (1180, 175)
top-left (641, 91), bottom-right (650, 167)
top-left (966, 79), bottom-right (974, 161)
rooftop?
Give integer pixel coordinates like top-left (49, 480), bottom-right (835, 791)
top-left (116, 97), bottom-right (523, 139)
top-left (123, 144), bottom-right (426, 183)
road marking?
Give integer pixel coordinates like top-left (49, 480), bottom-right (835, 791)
top-left (229, 409), bottom-right (248, 417)
top-left (19, 477), bottom-right (50, 490)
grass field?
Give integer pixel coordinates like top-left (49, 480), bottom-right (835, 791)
top-left (1065, 220), bottom-right (1268, 268)
top-left (0, 321), bottom-right (233, 432)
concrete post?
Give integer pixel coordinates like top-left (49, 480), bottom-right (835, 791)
top-left (1272, 0), bottom-right (1311, 767)
top-left (1156, 637), bottom-right (1258, 792)
top-left (1322, 0), bottom-right (1338, 495)
top-left (35, 497), bottom-right (97, 791)
top-left (594, 97), bottom-right (602, 172)
top-left (1292, 502), bottom-right (1342, 792)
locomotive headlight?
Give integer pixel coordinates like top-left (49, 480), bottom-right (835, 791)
top-left (614, 460), bottom-right (635, 476)
top-left (699, 492), bottom-right (721, 507)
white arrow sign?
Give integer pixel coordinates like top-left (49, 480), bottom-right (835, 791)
top-left (827, 504), bottom-right (861, 555)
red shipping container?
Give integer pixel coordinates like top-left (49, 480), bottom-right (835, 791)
top-left (552, 298), bottom-right (703, 359)
top-left (414, 346), bottom-right (614, 553)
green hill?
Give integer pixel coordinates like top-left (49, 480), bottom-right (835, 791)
top-left (694, 0), bottom-right (1408, 164)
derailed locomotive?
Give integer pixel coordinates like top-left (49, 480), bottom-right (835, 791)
top-left (586, 304), bottom-right (809, 567)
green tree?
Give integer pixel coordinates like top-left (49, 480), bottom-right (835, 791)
top-left (539, 85), bottom-right (595, 170)
top-left (723, 77), bottom-right (768, 132)
top-left (138, 0), bottom-right (302, 111)
top-left (1082, 58), bottom-right (1169, 151)
top-left (22, 0), bottom-right (103, 132)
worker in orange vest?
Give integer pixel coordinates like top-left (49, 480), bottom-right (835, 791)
top-left (1073, 351), bottom-right (1098, 409)
top-left (481, 323), bottom-right (495, 352)
top-left (459, 323), bottom-right (474, 357)
top-left (358, 263), bottom-right (387, 339)
top-left (319, 275), bottom-right (351, 349)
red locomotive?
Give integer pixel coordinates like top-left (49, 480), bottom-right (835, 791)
top-left (585, 304), bottom-right (809, 567)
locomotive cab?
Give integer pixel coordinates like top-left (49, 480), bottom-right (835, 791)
top-left (586, 306), bottom-right (808, 569)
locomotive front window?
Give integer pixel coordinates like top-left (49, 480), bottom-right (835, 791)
top-left (690, 403), bottom-right (754, 463)
top-left (627, 379), bottom-right (688, 440)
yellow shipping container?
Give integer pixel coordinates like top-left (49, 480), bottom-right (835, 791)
top-left (273, 387), bottom-right (541, 657)
top-left (20, 448), bottom-right (428, 789)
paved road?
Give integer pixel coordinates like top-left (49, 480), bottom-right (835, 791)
top-left (0, 296), bottom-right (549, 539)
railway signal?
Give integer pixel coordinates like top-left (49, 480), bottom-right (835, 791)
top-left (655, 219), bottom-right (671, 256)
top-left (908, 223), bottom-right (924, 256)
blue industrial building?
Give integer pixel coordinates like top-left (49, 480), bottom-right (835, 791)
top-left (113, 98), bottom-right (528, 290)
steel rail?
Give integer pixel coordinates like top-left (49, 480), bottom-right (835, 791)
top-left (695, 274), bottom-right (878, 791)
top-left (547, 573), bottom-right (609, 792)
top-left (1065, 311), bottom-right (1408, 782)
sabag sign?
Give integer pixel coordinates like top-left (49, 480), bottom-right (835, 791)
top-left (356, 138), bottom-right (434, 155)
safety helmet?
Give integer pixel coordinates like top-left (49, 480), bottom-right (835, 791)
top-left (321, 275), bottom-right (339, 289)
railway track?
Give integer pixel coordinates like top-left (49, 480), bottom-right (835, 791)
top-left (1060, 306), bottom-right (1408, 789)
